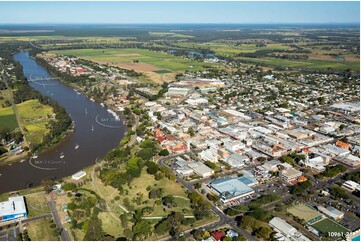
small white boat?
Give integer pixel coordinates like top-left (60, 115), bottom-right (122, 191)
top-left (100, 103), bottom-right (104, 107)
top-left (75, 144), bottom-right (79, 149)
top-left (92, 125), bottom-right (94, 131)
top-left (60, 152), bottom-right (65, 159)
top-left (32, 153), bottom-right (38, 159)
top-left (90, 98), bottom-right (95, 102)
top-left (20, 159), bottom-right (25, 163)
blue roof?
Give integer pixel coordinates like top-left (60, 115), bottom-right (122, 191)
top-left (238, 176), bottom-right (257, 185)
top-left (210, 177), bottom-right (254, 199)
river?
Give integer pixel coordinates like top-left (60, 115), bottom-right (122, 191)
top-left (0, 52), bottom-right (125, 194)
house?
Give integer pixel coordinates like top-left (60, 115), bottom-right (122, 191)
top-left (211, 230), bottom-right (226, 241)
top-left (199, 149), bottom-right (219, 163)
top-left (226, 230), bottom-right (238, 239)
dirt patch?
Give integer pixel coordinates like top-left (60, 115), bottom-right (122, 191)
top-left (308, 54), bottom-right (337, 61)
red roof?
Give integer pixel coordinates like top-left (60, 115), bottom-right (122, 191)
top-left (211, 231), bottom-right (226, 241)
top-left (156, 136), bottom-right (165, 143)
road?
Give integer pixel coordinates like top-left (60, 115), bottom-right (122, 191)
top-left (48, 201), bottom-right (71, 241)
top-left (157, 154), bottom-right (258, 241)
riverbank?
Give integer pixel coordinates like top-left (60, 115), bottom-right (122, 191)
top-left (0, 52), bottom-right (125, 194)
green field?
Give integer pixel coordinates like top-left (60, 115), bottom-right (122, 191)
top-left (0, 106), bottom-right (18, 130)
top-left (174, 42), bottom-right (291, 56)
top-left (238, 56), bottom-right (360, 72)
top-left (149, 32), bottom-right (194, 38)
top-left (50, 48), bottom-right (217, 72)
top-left (16, 99), bottom-right (53, 145)
top-left (311, 218), bottom-right (350, 240)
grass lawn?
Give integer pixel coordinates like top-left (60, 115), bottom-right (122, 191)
top-left (0, 106), bottom-right (18, 130)
top-left (16, 99), bottom-right (53, 146)
top-left (25, 192), bottom-right (51, 218)
top-left (26, 218), bottom-right (60, 241)
top-left (311, 218), bottom-right (350, 240)
top-left (98, 211), bottom-right (124, 238)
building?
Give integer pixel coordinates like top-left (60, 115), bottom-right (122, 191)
top-left (270, 217), bottom-right (310, 241)
top-left (279, 166), bottom-right (302, 182)
top-left (209, 177), bottom-right (255, 203)
top-left (317, 206), bottom-right (344, 220)
top-left (342, 180), bottom-right (360, 191)
top-left (0, 196), bottom-right (27, 223)
top-left (189, 162), bottom-right (214, 178)
top-left (224, 153), bottom-right (249, 168)
top-left (199, 149), bottom-right (219, 163)
top-left (166, 87), bottom-right (190, 97)
top-left (72, 170), bottom-right (86, 180)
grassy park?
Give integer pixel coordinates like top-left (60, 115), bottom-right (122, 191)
top-left (16, 99), bottom-right (53, 146)
top-left (26, 218), bottom-right (60, 241)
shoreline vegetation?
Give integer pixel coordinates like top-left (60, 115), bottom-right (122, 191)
top-left (0, 45), bottom-right (73, 166)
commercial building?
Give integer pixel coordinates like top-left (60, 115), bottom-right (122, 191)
top-left (279, 166), bottom-right (302, 182)
top-left (0, 196), bottom-right (27, 223)
top-left (269, 217), bottom-right (310, 241)
top-left (209, 177), bottom-right (255, 203)
top-left (317, 206), bottom-right (344, 220)
top-left (188, 162), bottom-right (214, 178)
top-left (342, 180), bottom-right (360, 191)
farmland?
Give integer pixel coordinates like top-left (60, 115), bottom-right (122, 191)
top-left (49, 48), bottom-right (219, 83)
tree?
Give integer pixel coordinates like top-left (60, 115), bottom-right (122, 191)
top-left (132, 220), bottom-right (151, 239)
top-left (159, 149), bottom-right (169, 156)
top-left (187, 127), bottom-right (195, 137)
top-left (120, 213), bottom-right (128, 228)
top-left (254, 227), bottom-right (272, 239)
top-left (41, 178), bottom-right (54, 193)
top-left (162, 195), bottom-right (175, 207)
top-left (62, 183), bottom-right (77, 191)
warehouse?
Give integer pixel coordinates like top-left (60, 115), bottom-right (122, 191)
top-left (0, 196), bottom-right (27, 223)
top-left (317, 206), bottom-right (344, 220)
top-left (209, 177), bottom-right (255, 203)
top-left (269, 217), bottom-right (310, 241)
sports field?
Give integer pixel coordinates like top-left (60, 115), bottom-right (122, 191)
top-left (311, 218), bottom-right (350, 240)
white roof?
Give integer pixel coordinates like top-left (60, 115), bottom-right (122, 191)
top-left (0, 196), bottom-right (27, 217)
top-left (270, 217), bottom-right (297, 236)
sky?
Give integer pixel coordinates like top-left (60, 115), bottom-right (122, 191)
top-left (0, 1), bottom-right (359, 24)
